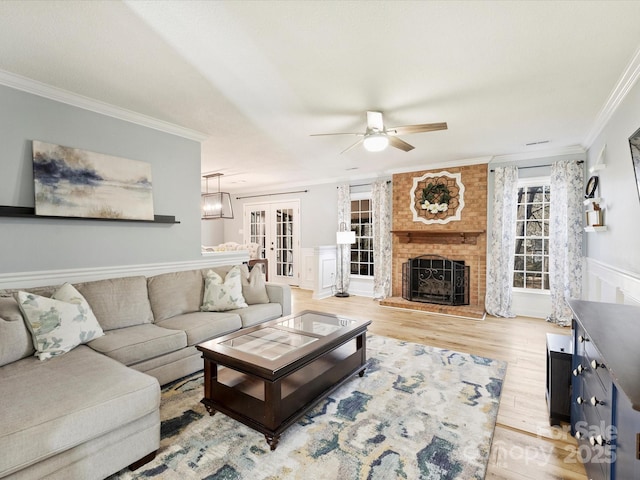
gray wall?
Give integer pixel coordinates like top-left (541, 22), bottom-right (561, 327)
top-left (585, 79), bottom-right (640, 274)
top-left (0, 85), bottom-right (202, 274)
top-left (221, 182), bottom-right (340, 248)
top-left (217, 179), bottom-right (387, 249)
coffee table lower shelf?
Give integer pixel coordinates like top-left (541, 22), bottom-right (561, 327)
top-left (200, 336), bottom-right (368, 450)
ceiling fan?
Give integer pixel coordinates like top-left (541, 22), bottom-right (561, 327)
top-left (311, 111), bottom-right (447, 153)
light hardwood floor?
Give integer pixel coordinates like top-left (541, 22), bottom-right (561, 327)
top-left (290, 287), bottom-right (587, 480)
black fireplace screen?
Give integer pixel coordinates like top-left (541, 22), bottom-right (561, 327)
top-left (402, 255), bottom-right (469, 306)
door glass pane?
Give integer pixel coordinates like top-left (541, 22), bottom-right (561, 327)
top-left (249, 210), bottom-right (266, 259)
top-left (275, 208), bottom-right (294, 278)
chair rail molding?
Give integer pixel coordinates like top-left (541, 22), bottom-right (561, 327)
top-left (0, 252), bottom-right (248, 290)
top-left (583, 257), bottom-right (640, 306)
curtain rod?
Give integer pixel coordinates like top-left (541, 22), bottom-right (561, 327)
top-left (235, 189), bottom-right (308, 200)
top-left (336, 180), bottom-right (392, 189)
top-left (490, 160), bottom-right (583, 172)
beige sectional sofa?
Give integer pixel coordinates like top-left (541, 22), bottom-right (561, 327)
top-left (0, 265), bottom-right (291, 480)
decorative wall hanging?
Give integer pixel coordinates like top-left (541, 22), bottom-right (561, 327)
top-left (409, 171), bottom-right (465, 224)
top-left (32, 141), bottom-right (154, 221)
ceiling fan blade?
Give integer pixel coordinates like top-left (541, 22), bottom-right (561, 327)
top-left (388, 122), bottom-right (448, 135)
top-left (310, 132), bottom-right (363, 136)
top-left (388, 136), bottom-right (415, 152)
top-left (366, 111), bottom-right (384, 131)
top-left (341, 138), bottom-right (364, 154)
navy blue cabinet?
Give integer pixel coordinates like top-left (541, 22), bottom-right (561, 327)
top-left (569, 300), bottom-right (640, 480)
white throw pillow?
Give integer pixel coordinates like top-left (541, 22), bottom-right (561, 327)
top-left (17, 283), bottom-right (104, 360)
top-left (201, 265), bottom-right (248, 312)
top-left (242, 266), bottom-right (270, 305)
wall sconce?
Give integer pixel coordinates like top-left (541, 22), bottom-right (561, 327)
top-left (201, 173), bottom-right (234, 220)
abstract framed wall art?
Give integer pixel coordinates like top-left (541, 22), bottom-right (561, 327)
top-left (32, 141), bottom-right (154, 220)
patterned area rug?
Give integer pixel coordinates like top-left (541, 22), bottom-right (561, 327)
top-left (109, 334), bottom-right (506, 480)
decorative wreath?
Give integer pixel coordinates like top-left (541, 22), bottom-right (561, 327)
top-left (421, 182), bottom-right (451, 205)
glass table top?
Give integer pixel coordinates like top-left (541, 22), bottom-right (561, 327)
top-left (276, 312), bottom-right (355, 336)
top-left (220, 327), bottom-right (318, 361)
top-left (218, 312), bottom-right (357, 361)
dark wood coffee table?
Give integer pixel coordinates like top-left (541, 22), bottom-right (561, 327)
top-left (196, 310), bottom-right (371, 450)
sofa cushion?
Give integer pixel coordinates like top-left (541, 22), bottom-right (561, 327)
top-left (75, 276), bottom-right (154, 330)
top-left (17, 285), bottom-right (104, 360)
top-left (234, 303), bottom-right (283, 328)
top-left (147, 269), bottom-right (204, 322)
top-left (88, 324), bottom-right (187, 366)
top-left (0, 296), bottom-right (35, 366)
top-left (201, 266), bottom-right (248, 312)
top-left (0, 345), bottom-right (159, 477)
top-left (242, 266), bottom-right (270, 305)
top-left (156, 311), bottom-right (242, 346)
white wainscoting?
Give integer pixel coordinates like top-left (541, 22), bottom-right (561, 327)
top-left (312, 245), bottom-right (337, 300)
top-left (583, 257), bottom-right (640, 306)
top-left (298, 247), bottom-right (315, 290)
top-left (512, 289), bottom-right (552, 319)
top-left (348, 276), bottom-right (374, 298)
top-left (0, 251), bottom-right (248, 289)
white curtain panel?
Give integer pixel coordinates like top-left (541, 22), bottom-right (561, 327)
top-left (372, 180), bottom-right (392, 299)
top-left (336, 184), bottom-right (351, 294)
top-left (547, 160), bottom-right (584, 326)
top-left (485, 166), bottom-right (519, 317)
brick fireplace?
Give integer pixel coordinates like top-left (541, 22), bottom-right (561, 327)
top-left (380, 164), bottom-right (487, 319)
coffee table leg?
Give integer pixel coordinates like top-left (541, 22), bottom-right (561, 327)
top-left (203, 403), bottom-right (216, 416)
top-left (358, 367), bottom-right (366, 377)
top-left (265, 434), bottom-right (280, 451)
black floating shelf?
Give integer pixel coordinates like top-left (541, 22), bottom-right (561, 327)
top-left (0, 206), bottom-right (179, 224)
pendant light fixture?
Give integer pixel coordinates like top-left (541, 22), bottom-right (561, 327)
top-left (201, 173), bottom-right (233, 219)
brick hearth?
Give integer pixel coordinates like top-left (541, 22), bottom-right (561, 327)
top-left (380, 164), bottom-right (488, 319)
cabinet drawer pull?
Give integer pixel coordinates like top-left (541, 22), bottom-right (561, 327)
top-left (577, 396), bottom-right (584, 404)
top-left (573, 364), bottom-right (587, 376)
top-left (590, 396), bottom-right (603, 406)
top-left (589, 434), bottom-right (609, 446)
top-left (590, 359), bottom-right (605, 369)
top-left (575, 431), bottom-right (583, 439)
top-left (578, 335), bottom-right (589, 343)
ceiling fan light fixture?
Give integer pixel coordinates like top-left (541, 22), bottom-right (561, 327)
top-left (363, 133), bottom-right (389, 152)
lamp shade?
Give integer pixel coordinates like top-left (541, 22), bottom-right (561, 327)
top-left (336, 230), bottom-right (356, 245)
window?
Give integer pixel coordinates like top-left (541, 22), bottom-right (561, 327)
top-left (513, 179), bottom-right (550, 290)
top-left (350, 197), bottom-right (374, 276)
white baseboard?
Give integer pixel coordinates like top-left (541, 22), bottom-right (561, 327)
top-left (0, 252), bottom-right (248, 289)
top-left (583, 257), bottom-right (640, 306)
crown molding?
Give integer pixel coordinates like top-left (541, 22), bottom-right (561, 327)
top-left (385, 156), bottom-right (494, 176)
top-left (0, 69), bottom-right (208, 142)
top-left (583, 45), bottom-right (640, 148)
top-left (490, 145), bottom-right (585, 164)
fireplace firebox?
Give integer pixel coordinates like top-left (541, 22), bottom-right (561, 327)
top-left (402, 255), bottom-right (469, 306)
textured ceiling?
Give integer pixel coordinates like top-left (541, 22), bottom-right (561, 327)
top-left (1, 0), bottom-right (640, 192)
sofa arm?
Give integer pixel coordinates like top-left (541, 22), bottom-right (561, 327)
top-left (265, 283), bottom-right (292, 317)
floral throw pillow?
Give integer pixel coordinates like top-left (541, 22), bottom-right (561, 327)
top-left (17, 283), bottom-right (104, 360)
top-left (201, 265), bottom-right (248, 312)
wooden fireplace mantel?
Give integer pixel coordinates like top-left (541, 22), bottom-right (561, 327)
top-left (391, 230), bottom-right (485, 245)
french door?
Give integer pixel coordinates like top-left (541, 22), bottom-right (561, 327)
top-left (243, 200), bottom-right (300, 286)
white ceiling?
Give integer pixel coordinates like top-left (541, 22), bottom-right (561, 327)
top-left (1, 0), bottom-right (640, 193)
